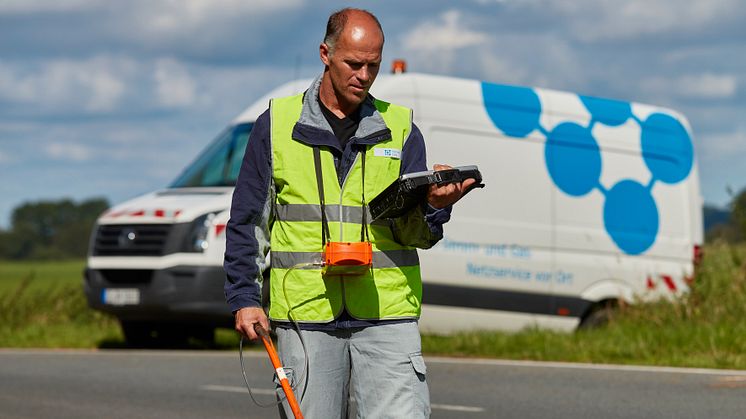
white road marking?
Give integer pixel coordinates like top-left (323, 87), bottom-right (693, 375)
top-left (202, 385), bottom-right (485, 412)
top-left (431, 403), bottom-right (485, 412)
top-left (201, 384), bottom-right (275, 395)
top-left (718, 376), bottom-right (746, 382)
top-left (426, 356), bottom-right (746, 376)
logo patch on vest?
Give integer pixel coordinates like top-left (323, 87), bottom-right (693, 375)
top-left (374, 148), bottom-right (401, 159)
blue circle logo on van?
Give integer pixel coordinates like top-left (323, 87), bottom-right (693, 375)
top-left (579, 95), bottom-right (632, 127)
top-left (641, 113), bottom-right (694, 184)
top-left (545, 122), bottom-right (602, 197)
top-left (481, 81), bottom-right (694, 255)
top-left (604, 180), bottom-right (659, 255)
top-left (482, 83), bottom-right (542, 138)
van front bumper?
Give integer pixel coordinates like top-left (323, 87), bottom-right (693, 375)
top-left (83, 265), bottom-right (233, 327)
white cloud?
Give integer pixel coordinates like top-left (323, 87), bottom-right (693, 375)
top-left (154, 58), bottom-right (197, 107)
top-left (403, 10), bottom-right (488, 52)
top-left (641, 73), bottom-right (738, 100)
top-left (134, 0), bottom-right (304, 35)
top-left (699, 128), bottom-right (746, 161)
top-left (550, 0), bottom-right (743, 42)
top-left (45, 142), bottom-right (93, 161)
top-left (0, 0), bottom-right (104, 14)
top-left (86, 69), bottom-right (126, 112)
top-left (0, 56), bottom-right (131, 112)
top-left (0, 0), bottom-right (301, 17)
top-left (0, 67), bottom-right (34, 102)
top-left (477, 53), bottom-right (525, 85)
top-left (190, 64), bottom-right (299, 117)
top-left (677, 74), bottom-right (738, 99)
top-left (401, 10), bottom-right (489, 74)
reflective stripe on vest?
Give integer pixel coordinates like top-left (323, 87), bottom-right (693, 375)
top-left (275, 203), bottom-right (389, 225)
top-left (271, 249), bottom-right (420, 269)
top-left (268, 93), bottom-right (422, 322)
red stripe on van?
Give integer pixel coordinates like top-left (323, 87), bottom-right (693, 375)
top-left (661, 275), bottom-right (677, 292)
top-left (154, 209), bottom-right (165, 217)
top-left (215, 224), bottom-right (226, 236)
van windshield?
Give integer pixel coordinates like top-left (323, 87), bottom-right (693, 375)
top-left (170, 123), bottom-right (253, 188)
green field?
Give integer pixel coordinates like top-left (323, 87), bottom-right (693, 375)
top-left (0, 260), bottom-right (239, 348)
top-left (0, 260), bottom-right (122, 347)
top-left (1, 244), bottom-right (745, 369)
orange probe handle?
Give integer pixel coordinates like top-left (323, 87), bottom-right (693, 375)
top-left (254, 324), bottom-right (304, 419)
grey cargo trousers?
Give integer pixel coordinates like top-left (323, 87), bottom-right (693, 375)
top-left (275, 321), bottom-right (430, 418)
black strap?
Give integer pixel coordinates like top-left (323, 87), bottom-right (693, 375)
top-left (360, 150), bottom-right (370, 242)
top-left (313, 146), bottom-right (370, 245)
top-left (313, 147), bottom-right (331, 246)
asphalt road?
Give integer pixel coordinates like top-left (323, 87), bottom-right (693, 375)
top-left (1, 349), bottom-right (745, 418)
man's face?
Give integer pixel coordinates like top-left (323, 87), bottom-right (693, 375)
top-left (320, 23), bottom-right (383, 109)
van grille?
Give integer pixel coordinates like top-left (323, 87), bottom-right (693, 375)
top-left (99, 269), bottom-right (153, 284)
top-left (93, 224), bottom-right (171, 256)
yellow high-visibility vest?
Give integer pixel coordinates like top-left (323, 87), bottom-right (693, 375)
top-left (268, 93), bottom-right (422, 322)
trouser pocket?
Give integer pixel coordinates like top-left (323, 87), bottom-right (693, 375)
top-left (409, 352), bottom-right (431, 418)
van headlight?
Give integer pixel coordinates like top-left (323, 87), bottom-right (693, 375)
top-left (183, 213), bottom-right (217, 252)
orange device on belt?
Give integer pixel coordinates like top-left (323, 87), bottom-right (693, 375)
top-left (322, 241), bottom-right (372, 276)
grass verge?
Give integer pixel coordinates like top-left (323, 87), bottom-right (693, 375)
top-left (422, 242), bottom-right (746, 369)
top-left (1, 243), bottom-right (745, 370)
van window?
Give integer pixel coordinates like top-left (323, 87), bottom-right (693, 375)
top-left (170, 123), bottom-right (253, 187)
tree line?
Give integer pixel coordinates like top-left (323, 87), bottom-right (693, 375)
top-left (0, 197), bottom-right (109, 260)
top-left (706, 188), bottom-right (746, 243)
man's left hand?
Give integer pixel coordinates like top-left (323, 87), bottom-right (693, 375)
top-left (427, 164), bottom-right (477, 209)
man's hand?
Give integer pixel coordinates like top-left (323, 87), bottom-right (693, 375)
top-left (235, 306), bottom-right (270, 341)
top-left (427, 164), bottom-right (477, 209)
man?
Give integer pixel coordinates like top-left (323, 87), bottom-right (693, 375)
top-left (224, 8), bottom-right (473, 418)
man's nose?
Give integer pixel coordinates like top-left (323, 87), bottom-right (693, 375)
top-left (357, 66), bottom-right (370, 83)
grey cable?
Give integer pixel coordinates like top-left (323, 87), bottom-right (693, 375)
top-left (239, 261), bottom-right (322, 409)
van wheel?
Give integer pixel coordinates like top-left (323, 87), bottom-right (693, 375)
top-left (155, 326), bottom-right (191, 348)
top-left (579, 305), bottom-right (614, 329)
top-left (120, 321), bottom-right (191, 348)
top-left (189, 326), bottom-right (215, 344)
top-left (120, 321), bottom-right (156, 347)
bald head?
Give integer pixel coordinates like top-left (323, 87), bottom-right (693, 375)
top-left (318, 8), bottom-right (384, 115)
top-left (323, 8), bottom-right (384, 56)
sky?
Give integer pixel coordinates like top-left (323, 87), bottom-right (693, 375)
top-left (1, 0), bottom-right (745, 228)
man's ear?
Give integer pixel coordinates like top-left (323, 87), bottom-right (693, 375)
top-left (320, 43), bottom-right (331, 66)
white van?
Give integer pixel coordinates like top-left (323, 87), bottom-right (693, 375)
top-left (85, 72), bottom-right (702, 343)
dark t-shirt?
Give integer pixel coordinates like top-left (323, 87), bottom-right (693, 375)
top-left (318, 96), bottom-right (361, 150)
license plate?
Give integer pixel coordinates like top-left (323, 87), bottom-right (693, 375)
top-left (102, 288), bottom-right (140, 306)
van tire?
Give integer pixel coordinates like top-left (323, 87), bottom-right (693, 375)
top-left (120, 321), bottom-right (156, 347)
top-left (120, 321), bottom-right (192, 348)
top-left (579, 305), bottom-right (614, 329)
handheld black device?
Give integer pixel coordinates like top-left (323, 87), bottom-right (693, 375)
top-left (368, 165), bottom-right (484, 220)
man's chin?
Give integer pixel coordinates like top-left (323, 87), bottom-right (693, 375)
top-left (345, 92), bottom-right (367, 106)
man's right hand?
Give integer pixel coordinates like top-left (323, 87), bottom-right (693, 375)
top-left (235, 306), bottom-right (270, 341)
